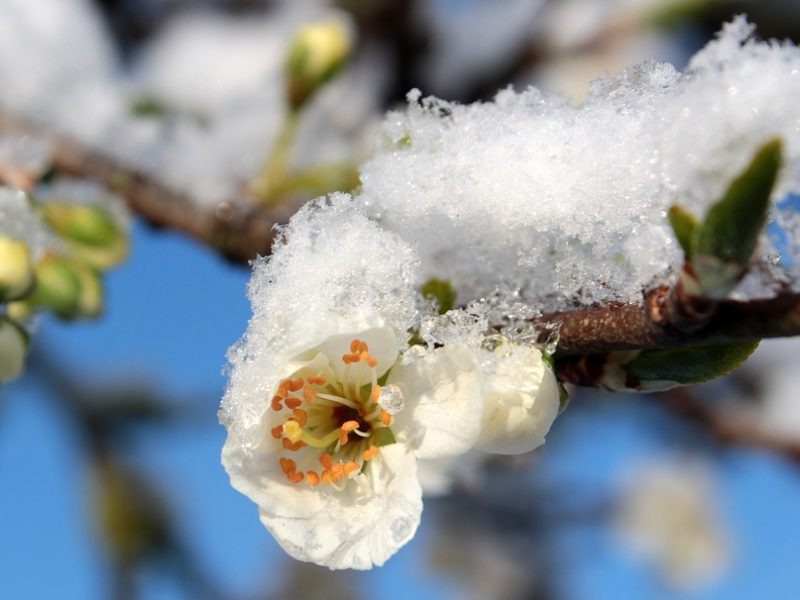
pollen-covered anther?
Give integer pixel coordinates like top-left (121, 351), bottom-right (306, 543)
top-left (292, 409), bottom-right (308, 426)
top-left (270, 425), bottom-right (284, 439)
top-left (271, 396), bottom-right (283, 411)
top-left (285, 397), bottom-right (302, 409)
top-left (380, 409), bottom-right (392, 426)
top-left (303, 386), bottom-right (316, 403)
top-left (307, 376), bottom-right (326, 386)
top-left (307, 471), bottom-right (320, 486)
top-left (363, 445), bottom-right (379, 461)
top-left (282, 438), bottom-right (305, 451)
top-left (369, 385), bottom-right (381, 404)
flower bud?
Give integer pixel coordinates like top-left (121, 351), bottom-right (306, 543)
top-left (284, 18), bottom-right (352, 110)
top-left (40, 203), bottom-right (127, 270)
top-left (0, 316), bottom-right (28, 383)
top-left (32, 255), bottom-right (102, 319)
top-left (0, 235), bottom-right (34, 301)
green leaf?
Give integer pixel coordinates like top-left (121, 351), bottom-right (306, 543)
top-left (421, 278), bottom-right (456, 314)
top-left (625, 341), bottom-right (759, 385)
top-left (694, 139), bottom-right (782, 266)
top-left (371, 427), bottom-right (396, 447)
top-left (668, 205), bottom-right (699, 258)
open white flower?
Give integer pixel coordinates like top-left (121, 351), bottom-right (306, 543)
top-left (222, 325), bottom-right (483, 570)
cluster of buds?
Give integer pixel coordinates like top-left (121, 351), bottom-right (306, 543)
top-left (0, 136), bottom-right (130, 383)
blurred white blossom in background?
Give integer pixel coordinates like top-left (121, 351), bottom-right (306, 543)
top-left (614, 457), bottom-right (731, 589)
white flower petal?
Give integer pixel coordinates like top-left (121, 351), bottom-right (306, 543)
top-left (476, 345), bottom-right (559, 455)
top-left (390, 343), bottom-right (483, 460)
top-left (223, 433), bottom-right (421, 570)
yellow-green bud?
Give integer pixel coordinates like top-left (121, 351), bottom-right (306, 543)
top-left (0, 317), bottom-right (28, 383)
top-left (40, 203), bottom-right (127, 270)
top-left (0, 235), bottom-right (34, 301)
top-left (285, 19), bottom-right (352, 110)
top-left (34, 256), bottom-right (104, 320)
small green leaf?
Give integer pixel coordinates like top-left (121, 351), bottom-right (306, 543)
top-left (625, 341), bottom-right (759, 385)
top-left (421, 278), bottom-right (456, 314)
top-left (371, 427), bottom-right (396, 447)
top-left (668, 205), bottom-right (699, 258)
top-left (694, 139), bottom-right (782, 266)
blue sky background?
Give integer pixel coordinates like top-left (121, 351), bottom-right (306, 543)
top-left (2, 221), bottom-right (800, 599)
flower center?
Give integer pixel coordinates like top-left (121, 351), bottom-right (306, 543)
top-left (270, 338), bottom-right (398, 488)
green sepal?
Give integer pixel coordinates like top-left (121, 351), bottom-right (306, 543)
top-left (41, 203), bottom-right (120, 248)
top-left (421, 278), bottom-right (457, 314)
top-left (371, 427), bottom-right (396, 447)
top-left (694, 139), bottom-right (782, 267)
top-left (625, 341), bottom-right (759, 386)
top-left (668, 205), bottom-right (699, 259)
top-left (557, 382), bottom-right (570, 415)
top-left (32, 256), bottom-right (82, 318)
top-left (541, 350), bottom-right (555, 371)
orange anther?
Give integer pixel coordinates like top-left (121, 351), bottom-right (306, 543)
top-left (322, 471), bottom-right (333, 485)
top-left (363, 445), bottom-right (379, 461)
top-left (289, 471), bottom-right (304, 484)
top-left (380, 410), bottom-right (392, 426)
top-left (360, 351), bottom-right (378, 367)
top-left (339, 430), bottom-right (350, 446)
top-left (303, 387), bottom-right (316, 403)
top-left (369, 385), bottom-right (381, 404)
top-left (285, 398), bottom-right (302, 410)
top-left (288, 378), bottom-right (304, 392)
top-left (331, 463), bottom-right (345, 478)
top-left (350, 339), bottom-right (361, 353)
top-left (344, 461), bottom-right (360, 475)
top-left (270, 425), bottom-right (284, 439)
top-left (341, 420), bottom-right (360, 432)
top-left (271, 397), bottom-right (283, 411)
top-left (279, 458), bottom-right (296, 475)
top-left (292, 408), bottom-right (308, 426)
top-left (307, 376), bottom-right (326, 386)
top-left (307, 471), bottom-right (320, 486)
top-left (319, 452), bottom-right (333, 469)
top-left (282, 438), bottom-right (305, 451)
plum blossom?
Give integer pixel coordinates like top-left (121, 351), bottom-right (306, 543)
top-left (220, 198), bottom-right (561, 569)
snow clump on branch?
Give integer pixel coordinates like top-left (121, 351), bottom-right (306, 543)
top-left (360, 17), bottom-right (800, 312)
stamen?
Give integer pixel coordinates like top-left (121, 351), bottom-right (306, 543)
top-left (315, 392), bottom-right (359, 409)
top-left (287, 379), bottom-right (304, 392)
top-left (380, 409), bottom-right (392, 426)
top-left (307, 376), bottom-right (326, 386)
top-left (271, 396), bottom-right (283, 411)
top-left (282, 438), bottom-right (305, 451)
top-left (344, 462), bottom-right (360, 475)
top-left (369, 385), bottom-right (381, 404)
top-left (307, 471), bottom-right (320, 486)
top-left (341, 420), bottom-right (360, 432)
top-left (303, 386), bottom-right (316, 404)
top-left (270, 425), bottom-right (283, 439)
top-left (319, 452), bottom-right (333, 469)
top-left (363, 445), bottom-right (379, 461)
top-left (292, 408), bottom-right (308, 426)
top-left (285, 397), bottom-right (302, 409)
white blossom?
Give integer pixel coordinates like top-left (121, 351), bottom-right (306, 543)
top-left (614, 458), bottom-right (731, 589)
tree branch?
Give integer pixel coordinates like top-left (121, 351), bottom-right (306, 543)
top-left (0, 111), bottom-right (297, 263)
top-left (546, 281), bottom-right (800, 360)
